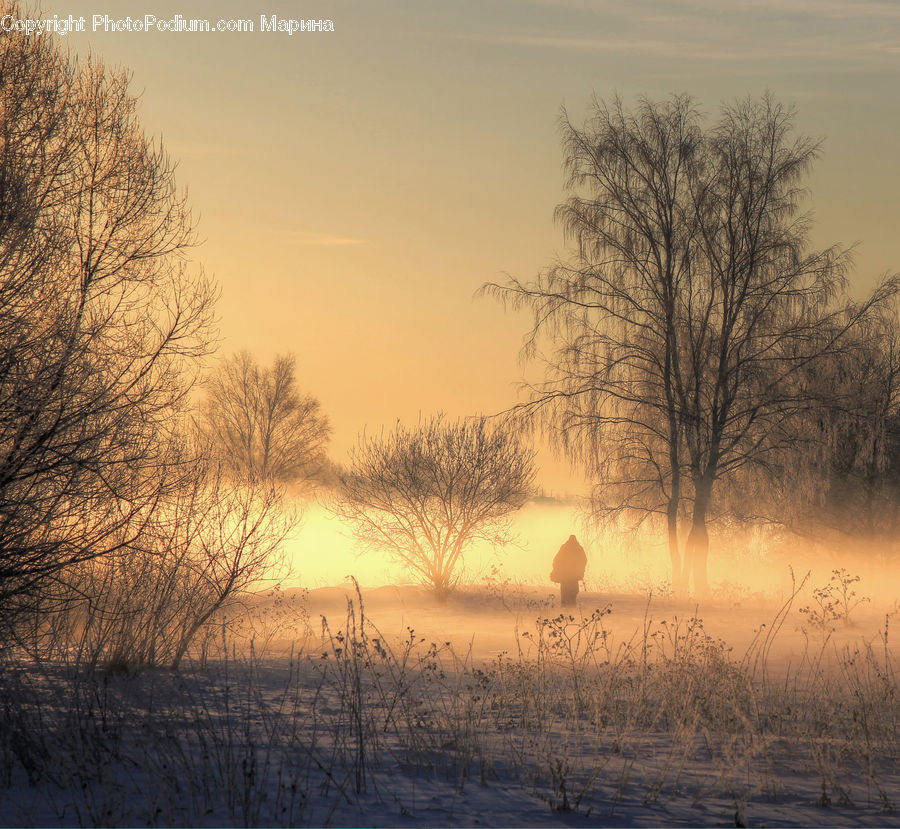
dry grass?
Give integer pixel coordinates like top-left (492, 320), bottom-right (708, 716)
top-left (0, 579), bottom-right (898, 826)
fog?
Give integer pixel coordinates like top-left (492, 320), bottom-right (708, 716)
top-left (284, 498), bottom-right (900, 614)
top-left (283, 498), bottom-right (582, 589)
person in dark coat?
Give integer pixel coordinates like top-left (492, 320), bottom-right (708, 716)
top-left (550, 534), bottom-right (587, 607)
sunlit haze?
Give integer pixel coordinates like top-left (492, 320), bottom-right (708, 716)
top-left (41, 0), bottom-right (900, 589)
top-left (6, 6), bottom-right (900, 824)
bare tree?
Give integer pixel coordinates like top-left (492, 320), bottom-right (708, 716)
top-left (670, 97), bottom-right (895, 594)
top-left (485, 95), bottom-right (701, 591)
top-left (17, 430), bottom-right (295, 671)
top-left (332, 415), bottom-right (535, 599)
top-left (486, 93), bottom-right (896, 596)
top-left (200, 351), bottom-right (331, 487)
top-left (0, 8), bottom-right (216, 611)
top-left (764, 308), bottom-right (900, 557)
top-left (161, 446), bottom-right (296, 671)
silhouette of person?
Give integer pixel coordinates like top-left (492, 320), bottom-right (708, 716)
top-left (550, 534), bottom-right (587, 607)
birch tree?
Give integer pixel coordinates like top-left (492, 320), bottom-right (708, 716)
top-left (487, 93), bottom-right (896, 595)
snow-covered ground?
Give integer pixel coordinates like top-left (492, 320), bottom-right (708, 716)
top-left (2, 582), bottom-right (899, 827)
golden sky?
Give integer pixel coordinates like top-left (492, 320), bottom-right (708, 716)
top-left (45, 0), bottom-right (900, 493)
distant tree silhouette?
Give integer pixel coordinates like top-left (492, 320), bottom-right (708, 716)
top-left (332, 415), bottom-right (535, 599)
top-left (765, 309), bottom-right (900, 557)
top-left (200, 351), bottom-right (331, 487)
top-left (486, 93), bottom-right (898, 595)
top-left (0, 9), bottom-right (215, 612)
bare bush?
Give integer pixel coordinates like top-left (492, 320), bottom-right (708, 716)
top-left (2, 419), bottom-right (297, 671)
top-left (332, 415), bottom-right (535, 599)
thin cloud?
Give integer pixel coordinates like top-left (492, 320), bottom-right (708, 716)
top-left (530, 0), bottom-right (900, 18)
top-left (456, 31), bottom-right (900, 71)
top-left (455, 0), bottom-right (900, 70)
top-left (281, 230), bottom-right (367, 247)
top-left (692, 0), bottom-right (900, 18)
top-left (164, 142), bottom-right (241, 159)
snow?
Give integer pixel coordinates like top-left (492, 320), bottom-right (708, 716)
top-left (1, 582), bottom-right (899, 828)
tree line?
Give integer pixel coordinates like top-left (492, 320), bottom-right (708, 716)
top-left (0, 6), bottom-right (302, 666)
top-left (0, 4), bottom-right (530, 661)
top-left (2, 0), bottom-right (898, 652)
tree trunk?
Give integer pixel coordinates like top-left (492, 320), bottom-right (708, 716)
top-left (663, 307), bottom-right (684, 596)
top-left (683, 519), bottom-right (709, 598)
top-left (683, 480), bottom-right (712, 598)
top-left (667, 496), bottom-right (684, 595)
top-left (170, 588), bottom-right (231, 671)
top-left (432, 571), bottom-right (452, 603)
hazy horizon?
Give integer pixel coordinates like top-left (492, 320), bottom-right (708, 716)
top-left (3, 8), bottom-right (900, 825)
top-left (41, 0), bottom-right (900, 497)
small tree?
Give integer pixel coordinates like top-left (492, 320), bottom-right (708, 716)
top-left (29, 433), bottom-right (296, 671)
top-left (200, 351), bottom-right (331, 487)
top-left (333, 416), bottom-right (535, 599)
